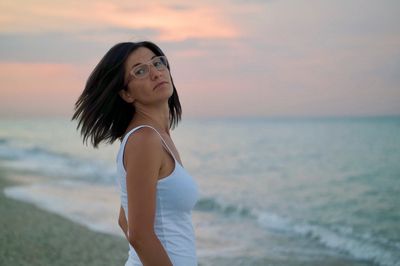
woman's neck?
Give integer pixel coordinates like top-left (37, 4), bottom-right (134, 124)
top-left (130, 104), bottom-right (170, 135)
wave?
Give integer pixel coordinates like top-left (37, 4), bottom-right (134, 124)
top-left (0, 139), bottom-right (116, 184)
top-left (295, 224), bottom-right (399, 266)
top-left (256, 212), bottom-right (400, 266)
top-left (194, 197), bottom-right (255, 218)
top-left (2, 138), bottom-right (399, 266)
top-left (195, 196), bottom-right (399, 266)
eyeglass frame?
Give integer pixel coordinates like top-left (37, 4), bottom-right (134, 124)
top-left (124, 55), bottom-right (169, 87)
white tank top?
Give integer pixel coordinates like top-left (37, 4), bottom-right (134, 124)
top-left (116, 125), bottom-right (199, 266)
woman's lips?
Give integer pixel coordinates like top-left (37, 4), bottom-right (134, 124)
top-left (154, 81), bottom-right (168, 90)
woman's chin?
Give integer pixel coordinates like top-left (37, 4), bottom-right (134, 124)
top-left (156, 85), bottom-right (174, 97)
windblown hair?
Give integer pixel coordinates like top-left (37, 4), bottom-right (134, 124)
top-left (72, 41), bottom-right (182, 148)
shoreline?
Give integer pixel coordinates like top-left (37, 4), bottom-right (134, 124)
top-left (1, 117), bottom-right (396, 266)
top-left (0, 168), bottom-right (128, 266)
top-left (1, 170), bottom-right (375, 266)
top-left (3, 174), bottom-right (124, 237)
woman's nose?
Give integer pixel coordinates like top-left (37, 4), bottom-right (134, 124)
top-left (149, 65), bottom-right (162, 79)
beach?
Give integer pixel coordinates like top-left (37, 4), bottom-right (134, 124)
top-left (1, 117), bottom-right (399, 265)
top-left (1, 0), bottom-right (400, 264)
top-left (0, 168), bottom-right (128, 266)
top-left (1, 170), bottom-right (372, 266)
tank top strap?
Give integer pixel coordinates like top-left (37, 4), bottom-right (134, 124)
top-left (122, 125), bottom-right (177, 162)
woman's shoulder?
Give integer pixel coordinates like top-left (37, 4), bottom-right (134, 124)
top-left (124, 126), bottom-right (163, 157)
top-left (122, 127), bottom-right (164, 181)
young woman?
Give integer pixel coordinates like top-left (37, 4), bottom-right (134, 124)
top-left (72, 41), bottom-right (199, 266)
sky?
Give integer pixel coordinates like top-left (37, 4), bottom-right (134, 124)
top-left (0, 0), bottom-right (399, 118)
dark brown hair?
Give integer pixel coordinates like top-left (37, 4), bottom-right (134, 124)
top-left (72, 41), bottom-right (182, 148)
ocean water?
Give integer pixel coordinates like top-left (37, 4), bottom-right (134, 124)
top-left (0, 116), bottom-right (399, 266)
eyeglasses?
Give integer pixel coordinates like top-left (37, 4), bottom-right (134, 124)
top-left (126, 56), bottom-right (169, 83)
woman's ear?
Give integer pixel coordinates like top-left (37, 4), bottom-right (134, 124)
top-left (118, 89), bottom-right (135, 103)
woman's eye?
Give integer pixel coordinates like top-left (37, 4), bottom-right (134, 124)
top-left (154, 60), bottom-right (162, 67)
top-left (134, 67), bottom-right (146, 76)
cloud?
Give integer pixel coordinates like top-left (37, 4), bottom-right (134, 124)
top-left (0, 27), bottom-right (160, 63)
top-left (0, 1), bottom-right (239, 41)
top-left (0, 32), bottom-right (97, 63)
top-left (0, 62), bottom-right (85, 117)
top-left (0, 0), bottom-right (399, 117)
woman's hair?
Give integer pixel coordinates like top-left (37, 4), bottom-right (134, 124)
top-left (72, 41), bottom-right (182, 148)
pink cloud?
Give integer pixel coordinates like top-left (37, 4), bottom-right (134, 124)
top-left (0, 1), bottom-right (239, 41)
top-left (0, 62), bottom-right (85, 117)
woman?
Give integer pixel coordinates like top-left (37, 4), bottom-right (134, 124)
top-left (72, 41), bottom-right (199, 266)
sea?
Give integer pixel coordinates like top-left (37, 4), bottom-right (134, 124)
top-left (0, 116), bottom-right (399, 266)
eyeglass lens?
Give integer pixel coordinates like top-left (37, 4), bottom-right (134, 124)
top-left (131, 56), bottom-right (168, 79)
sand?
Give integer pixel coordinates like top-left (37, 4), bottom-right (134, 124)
top-left (0, 169), bottom-right (373, 266)
top-left (0, 170), bottom-right (128, 266)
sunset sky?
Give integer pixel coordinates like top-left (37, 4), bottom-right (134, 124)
top-left (0, 0), bottom-right (399, 118)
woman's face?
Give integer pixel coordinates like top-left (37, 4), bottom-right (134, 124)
top-left (120, 47), bottom-right (173, 106)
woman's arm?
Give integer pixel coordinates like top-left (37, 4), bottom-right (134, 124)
top-left (118, 206), bottom-right (128, 240)
top-left (123, 128), bottom-right (173, 266)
